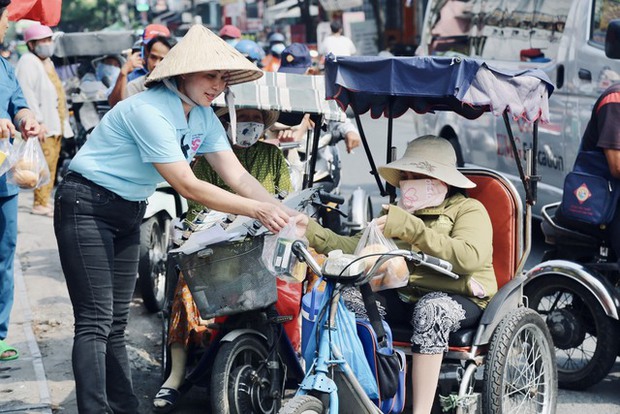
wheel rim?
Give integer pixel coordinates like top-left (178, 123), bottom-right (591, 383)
top-left (148, 223), bottom-right (166, 303)
top-left (501, 322), bottom-right (554, 413)
top-left (530, 287), bottom-right (597, 375)
top-left (225, 342), bottom-right (275, 413)
top-left (229, 365), bottom-right (274, 413)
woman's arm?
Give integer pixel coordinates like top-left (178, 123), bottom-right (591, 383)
top-left (154, 160), bottom-right (290, 233)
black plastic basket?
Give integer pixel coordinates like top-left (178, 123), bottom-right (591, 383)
top-left (176, 235), bottom-right (277, 319)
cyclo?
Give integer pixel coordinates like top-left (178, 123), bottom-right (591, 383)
top-left (277, 55), bottom-right (558, 413)
top-left (160, 71), bottom-right (361, 413)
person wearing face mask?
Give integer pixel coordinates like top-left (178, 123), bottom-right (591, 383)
top-left (292, 136), bottom-right (496, 414)
top-left (153, 106), bottom-right (293, 411)
top-left (16, 23), bottom-right (73, 216)
top-left (54, 25), bottom-right (293, 414)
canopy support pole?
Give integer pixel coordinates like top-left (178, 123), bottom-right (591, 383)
top-left (304, 114), bottom-right (324, 189)
top-left (386, 97), bottom-right (396, 203)
top-left (502, 111), bottom-right (534, 206)
top-left (350, 98), bottom-right (387, 197)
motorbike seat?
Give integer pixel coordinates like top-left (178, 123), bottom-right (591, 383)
top-left (541, 214), bottom-right (600, 247)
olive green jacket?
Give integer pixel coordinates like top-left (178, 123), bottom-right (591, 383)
top-left (306, 193), bottom-right (497, 308)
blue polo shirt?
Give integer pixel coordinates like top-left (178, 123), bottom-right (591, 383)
top-left (69, 84), bottom-right (230, 201)
top-left (0, 57), bottom-right (29, 197)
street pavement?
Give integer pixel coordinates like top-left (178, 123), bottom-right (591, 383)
top-left (1, 190), bottom-right (620, 414)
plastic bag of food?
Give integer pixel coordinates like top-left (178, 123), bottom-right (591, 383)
top-left (354, 219), bottom-right (409, 291)
top-left (262, 219), bottom-right (307, 282)
top-left (7, 137), bottom-right (50, 189)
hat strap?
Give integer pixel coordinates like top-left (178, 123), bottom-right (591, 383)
top-left (225, 87), bottom-right (237, 145)
top-left (163, 78), bottom-right (200, 108)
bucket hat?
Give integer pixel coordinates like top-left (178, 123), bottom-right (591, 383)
top-left (215, 107), bottom-right (279, 130)
top-left (219, 24), bottom-right (241, 39)
top-left (378, 136), bottom-right (475, 189)
top-left (24, 24), bottom-right (53, 43)
top-left (146, 24), bottom-right (263, 87)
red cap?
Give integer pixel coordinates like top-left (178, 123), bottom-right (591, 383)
top-left (143, 24), bottom-right (170, 41)
top-left (219, 24), bottom-right (241, 39)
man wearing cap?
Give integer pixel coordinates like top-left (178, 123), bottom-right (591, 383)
top-left (219, 24), bottom-right (242, 46)
top-left (16, 23), bottom-right (74, 216)
top-left (108, 24), bottom-right (172, 107)
top-left (0, 0), bottom-right (42, 362)
top-left (293, 136), bottom-right (496, 414)
top-left (54, 24), bottom-right (292, 413)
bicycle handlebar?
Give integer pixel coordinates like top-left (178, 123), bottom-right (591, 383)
top-left (317, 190), bottom-right (345, 205)
top-left (291, 242), bottom-right (459, 281)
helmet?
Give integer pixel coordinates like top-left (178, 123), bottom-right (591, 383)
top-left (268, 32), bottom-right (285, 44)
top-left (235, 39), bottom-right (264, 63)
top-left (219, 24), bottom-right (241, 39)
top-left (143, 24), bottom-right (170, 41)
top-left (24, 24), bottom-right (53, 43)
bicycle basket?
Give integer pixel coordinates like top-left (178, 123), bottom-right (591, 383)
top-left (176, 235), bottom-right (277, 319)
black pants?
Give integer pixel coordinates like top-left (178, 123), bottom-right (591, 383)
top-left (54, 173), bottom-right (146, 413)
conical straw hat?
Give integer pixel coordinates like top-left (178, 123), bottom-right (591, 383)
top-left (146, 24), bottom-right (263, 87)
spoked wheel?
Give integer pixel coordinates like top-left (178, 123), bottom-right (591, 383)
top-left (483, 308), bottom-right (557, 414)
top-left (211, 334), bottom-right (280, 414)
top-left (278, 395), bottom-right (324, 414)
top-left (525, 276), bottom-right (620, 389)
top-left (139, 216), bottom-right (168, 313)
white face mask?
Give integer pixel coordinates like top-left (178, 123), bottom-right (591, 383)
top-left (397, 178), bottom-right (448, 213)
top-left (34, 43), bottom-right (54, 59)
top-left (228, 122), bottom-right (264, 147)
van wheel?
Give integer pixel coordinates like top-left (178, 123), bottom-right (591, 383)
top-left (139, 216), bottom-right (167, 313)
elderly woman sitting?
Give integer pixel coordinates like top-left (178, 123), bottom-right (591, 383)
top-left (294, 135), bottom-right (497, 414)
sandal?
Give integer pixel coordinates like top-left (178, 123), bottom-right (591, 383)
top-left (31, 205), bottom-right (53, 217)
top-left (0, 340), bottom-right (19, 361)
top-left (153, 387), bottom-right (181, 413)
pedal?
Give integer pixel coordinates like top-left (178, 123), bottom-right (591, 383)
top-left (268, 315), bottom-right (293, 324)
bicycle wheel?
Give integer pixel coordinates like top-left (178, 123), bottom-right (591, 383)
top-left (278, 395), bottom-right (324, 414)
top-left (483, 308), bottom-right (557, 414)
top-left (211, 333), bottom-right (280, 414)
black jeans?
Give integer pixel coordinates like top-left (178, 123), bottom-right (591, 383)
top-left (54, 173), bottom-right (146, 414)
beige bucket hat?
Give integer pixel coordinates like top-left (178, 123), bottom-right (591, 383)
top-left (215, 107), bottom-right (280, 130)
top-left (145, 24), bottom-right (263, 87)
top-left (378, 135), bottom-right (476, 189)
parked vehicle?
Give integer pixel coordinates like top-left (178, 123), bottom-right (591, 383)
top-left (413, 0), bottom-right (620, 217)
top-left (523, 19), bottom-right (620, 391)
top-left (278, 54), bottom-right (557, 413)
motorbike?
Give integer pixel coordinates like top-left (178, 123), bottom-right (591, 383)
top-left (523, 21), bottom-right (620, 391)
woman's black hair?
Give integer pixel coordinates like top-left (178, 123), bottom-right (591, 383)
top-left (144, 36), bottom-right (173, 55)
top-left (0, 0), bottom-right (11, 15)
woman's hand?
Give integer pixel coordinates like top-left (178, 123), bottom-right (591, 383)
top-left (291, 214), bottom-right (309, 238)
top-left (0, 119), bottom-right (16, 139)
top-left (375, 204), bottom-right (391, 232)
top-left (18, 116), bottom-right (42, 139)
top-left (255, 202), bottom-right (290, 234)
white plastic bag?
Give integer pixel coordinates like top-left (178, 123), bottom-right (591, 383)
top-left (262, 219), bottom-right (307, 282)
top-left (0, 138), bottom-right (14, 177)
top-left (355, 219), bottom-right (409, 291)
top-left (7, 137), bottom-right (50, 189)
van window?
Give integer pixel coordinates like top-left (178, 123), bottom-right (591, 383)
top-left (426, 0), bottom-right (572, 61)
top-left (591, 0), bottom-right (620, 46)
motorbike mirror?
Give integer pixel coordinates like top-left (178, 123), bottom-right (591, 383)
top-left (605, 19), bottom-right (620, 59)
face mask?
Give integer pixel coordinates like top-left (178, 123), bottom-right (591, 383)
top-left (225, 39), bottom-right (239, 47)
top-left (95, 63), bottom-right (121, 87)
top-left (228, 122), bottom-right (264, 147)
top-left (34, 43), bottom-right (54, 59)
top-left (397, 178), bottom-right (448, 213)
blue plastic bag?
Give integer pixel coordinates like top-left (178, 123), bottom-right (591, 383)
top-left (303, 289), bottom-right (379, 399)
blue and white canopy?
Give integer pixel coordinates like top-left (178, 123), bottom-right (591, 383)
top-left (324, 55), bottom-right (554, 123)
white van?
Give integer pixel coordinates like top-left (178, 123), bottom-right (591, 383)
top-left (413, 0), bottom-right (620, 215)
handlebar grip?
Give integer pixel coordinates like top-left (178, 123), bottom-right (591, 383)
top-left (420, 252), bottom-right (453, 272)
top-left (318, 190), bottom-right (345, 205)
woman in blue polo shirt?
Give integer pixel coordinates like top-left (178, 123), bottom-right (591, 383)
top-left (53, 25), bottom-right (291, 414)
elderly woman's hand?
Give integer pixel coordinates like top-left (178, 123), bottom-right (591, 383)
top-left (375, 204), bottom-right (390, 232)
top-left (291, 213), bottom-right (309, 238)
